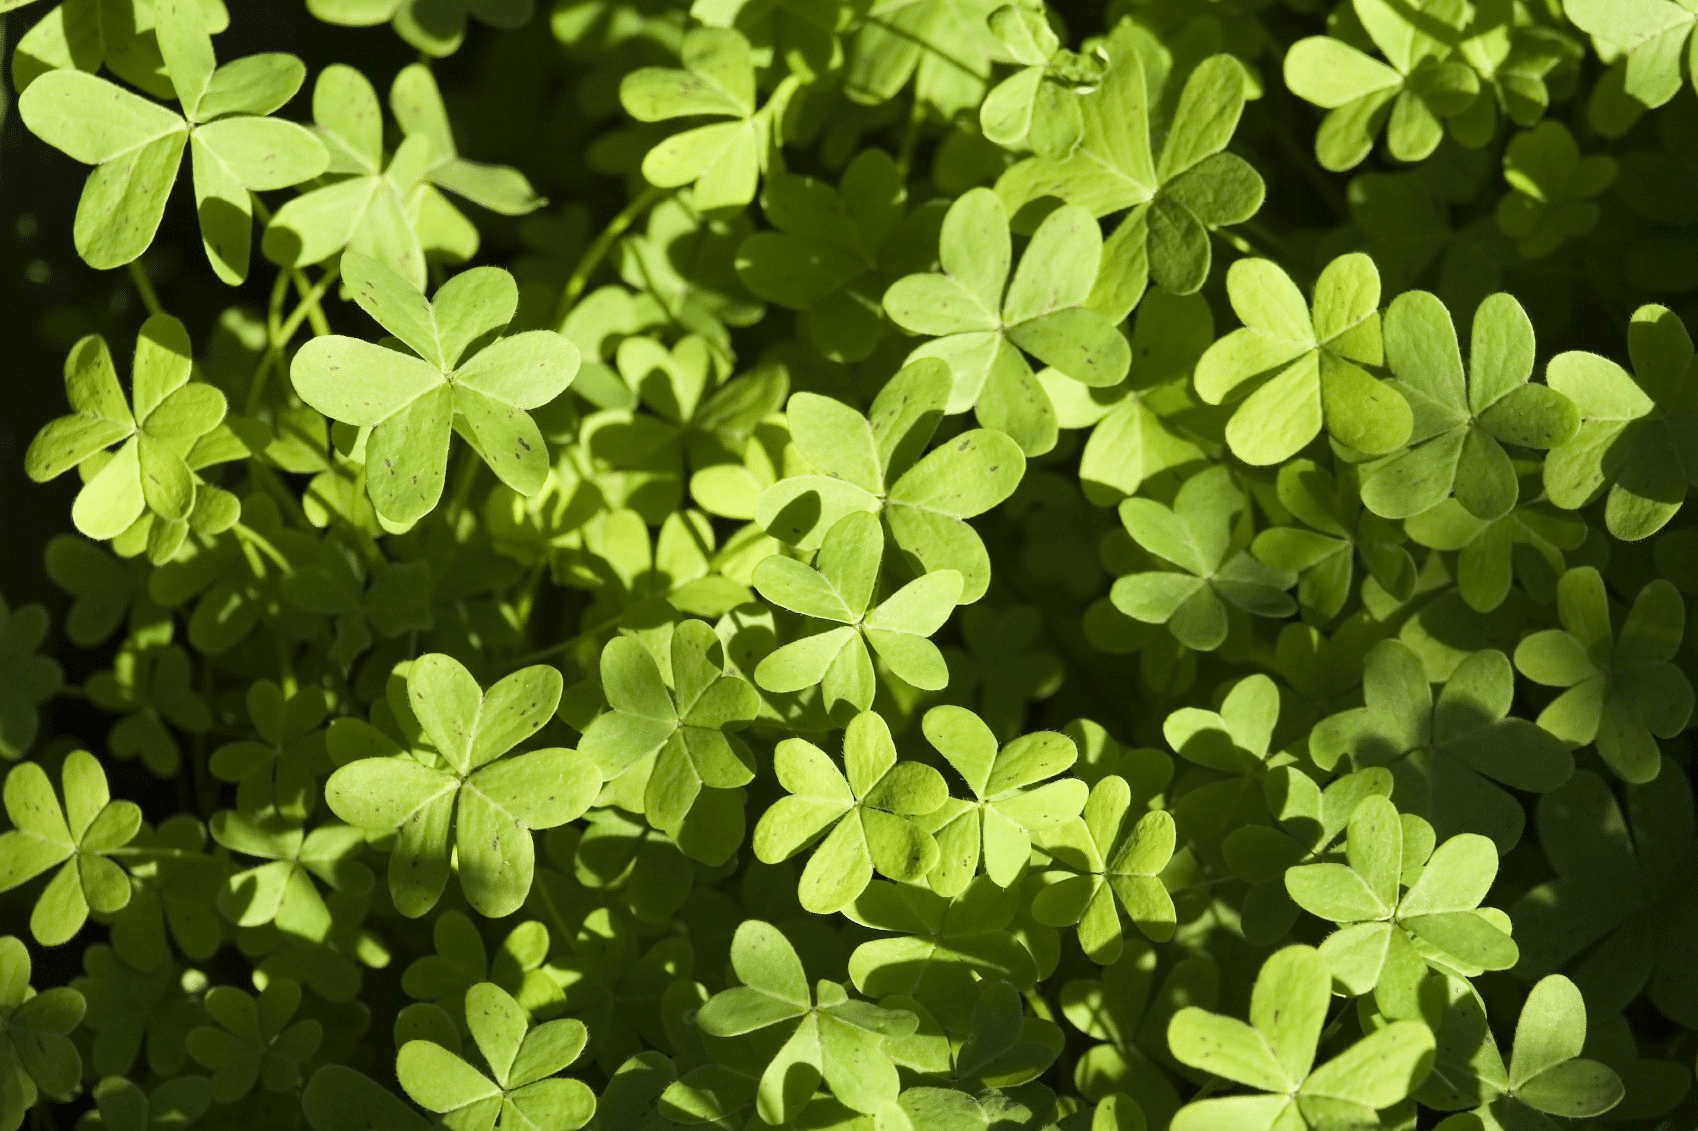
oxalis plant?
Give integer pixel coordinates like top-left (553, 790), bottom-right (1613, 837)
top-left (7, 0), bottom-right (1698, 1127)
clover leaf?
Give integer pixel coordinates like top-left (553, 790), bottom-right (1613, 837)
top-left (304, 1065), bottom-right (433, 1131)
top-left (755, 359), bottom-right (1025, 602)
top-left (1286, 795), bottom-right (1519, 1003)
top-left (324, 653), bottom-right (600, 917)
top-left (919, 705), bottom-right (1085, 894)
top-left (1510, 759), bottom-right (1698, 1025)
top-left (1195, 253), bottom-right (1412, 465)
top-left (0, 936), bottom-right (85, 1131)
top-left (1564, 0), bottom-right (1698, 112)
top-left (401, 910), bottom-right (556, 1017)
top-left (1543, 303), bottom-right (1698, 541)
top-left (1285, 0), bottom-right (1479, 171)
top-left (579, 619), bottom-right (758, 847)
top-left (844, 878), bottom-right (1038, 997)
top-left (290, 252), bottom-right (579, 528)
top-left (1496, 121), bottom-right (1616, 258)
top-left (307, 0), bottom-right (533, 57)
top-left (1363, 291), bottom-right (1577, 521)
top-left (883, 187), bottom-right (1131, 454)
top-left (978, 3), bottom-right (1104, 157)
top-left (208, 811), bottom-right (372, 941)
top-left (78, 1075), bottom-right (214, 1131)
top-left (1031, 774), bottom-right (1176, 964)
top-left (1313, 639), bottom-right (1573, 849)
top-left (1412, 973), bottom-right (1625, 1129)
top-left (1404, 492), bottom-right (1587, 613)
top-left (752, 710), bottom-right (949, 913)
top-left (1167, 944), bottom-right (1436, 1130)
top-left (1513, 567), bottom-right (1692, 784)
top-left (695, 919), bottom-right (919, 1122)
top-left (17, 11), bottom-right (326, 277)
top-left (994, 32), bottom-right (1264, 296)
top-left (398, 982), bottom-right (596, 1131)
top-left (185, 978), bottom-right (321, 1102)
top-left (1111, 466), bottom-right (1297, 652)
top-left (85, 643), bottom-right (212, 777)
top-left (267, 64), bottom-right (543, 290)
top-left (208, 681), bottom-right (329, 819)
top-left (620, 28), bottom-right (791, 212)
top-left (753, 511), bottom-right (963, 715)
top-left (25, 316), bottom-right (229, 555)
top-left (0, 751), bottom-right (142, 947)
top-left (0, 597), bottom-right (63, 762)
top-left (1253, 458), bottom-right (1416, 620)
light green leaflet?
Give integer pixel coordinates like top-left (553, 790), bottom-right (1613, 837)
top-left (0, 752), bottom-right (141, 947)
top-left (397, 983), bottom-right (595, 1131)
top-left (1513, 567), bottom-right (1692, 784)
top-left (1496, 121), bottom-right (1617, 258)
top-left (919, 704), bottom-right (1085, 894)
top-left (1284, 0), bottom-right (1478, 170)
top-left (266, 64), bottom-right (543, 290)
top-left (1285, 795), bottom-right (1518, 1004)
top-left (978, 4), bottom-right (1103, 158)
top-left (843, 878), bottom-right (1038, 997)
top-left (620, 27), bottom-right (792, 211)
top-left (753, 511), bottom-right (963, 715)
top-left (1111, 466), bottom-right (1297, 652)
top-left (1195, 253), bottom-right (1411, 465)
top-left (184, 978), bottom-right (320, 1102)
top-left (1312, 640), bottom-right (1573, 850)
top-left (1543, 304), bottom-right (1698, 541)
top-left (883, 187), bottom-right (1131, 455)
top-left (1362, 291), bottom-right (1577, 522)
top-left (324, 653), bottom-right (599, 917)
top-left (1167, 945), bottom-right (1436, 1131)
top-left (0, 936), bottom-right (85, 1130)
top-left (1412, 974), bottom-right (1625, 1130)
top-left (1031, 774), bottom-right (1176, 964)
top-left (1564, 0), bottom-right (1698, 111)
top-left (17, 7), bottom-right (326, 278)
top-left (578, 619), bottom-right (758, 850)
top-left (290, 252), bottom-right (579, 529)
top-left (24, 315), bottom-right (230, 558)
top-left (207, 811), bottom-right (370, 942)
top-left (754, 358), bottom-right (1026, 602)
top-left (994, 29), bottom-right (1264, 297)
top-left (693, 920), bottom-right (918, 1122)
top-left (306, 0), bottom-right (534, 57)
top-left (752, 710), bottom-right (949, 914)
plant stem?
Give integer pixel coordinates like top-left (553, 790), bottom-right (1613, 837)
top-left (507, 611), bottom-right (623, 668)
top-left (128, 259), bottom-right (164, 316)
top-left (552, 184), bottom-right (667, 327)
top-left (233, 522), bottom-right (293, 573)
top-left (252, 194), bottom-right (334, 337)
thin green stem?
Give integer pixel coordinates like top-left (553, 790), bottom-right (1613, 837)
top-left (896, 96), bottom-right (926, 181)
top-left (128, 260), bottom-right (164, 316)
top-left (253, 194), bottom-right (333, 337)
top-left (552, 184), bottom-right (667, 327)
top-left (506, 612), bottom-right (623, 669)
top-left (233, 521), bottom-right (292, 573)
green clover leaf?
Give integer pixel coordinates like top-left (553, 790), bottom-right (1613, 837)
top-left (24, 316), bottom-right (229, 554)
top-left (185, 977), bottom-right (321, 1102)
top-left (1496, 121), bottom-right (1616, 257)
top-left (1404, 492), bottom-right (1587, 613)
top-left (1564, 0), bottom-right (1698, 111)
top-left (78, 1075), bottom-right (214, 1131)
top-left (9, 0), bottom-right (228, 102)
top-left (290, 252), bottom-right (580, 528)
top-left (307, 0), bottom-right (533, 57)
top-left (994, 31), bottom-right (1264, 296)
top-left (755, 359), bottom-right (1026, 602)
top-left (0, 597), bottom-right (64, 762)
top-left (1513, 567), bottom-right (1692, 783)
top-left (620, 28), bottom-right (793, 212)
top-left (1252, 458), bottom-right (1416, 620)
top-left (304, 1065), bottom-right (433, 1131)
top-left (1111, 466), bottom-right (1297, 652)
top-left (694, 919), bottom-right (919, 1121)
top-left (1167, 944), bottom-right (1436, 1130)
top-left (0, 751), bottom-right (142, 947)
top-left (752, 710), bottom-right (949, 913)
top-left (208, 811), bottom-right (372, 941)
top-left (580, 618), bottom-right (758, 847)
top-left (1314, 639), bottom-right (1573, 849)
top-left (1510, 759), bottom-right (1698, 1026)
top-left (1284, 0), bottom-right (1479, 171)
top-left (208, 680), bottom-right (330, 819)
top-left (1286, 795), bottom-right (1519, 1001)
top-left (883, 187), bottom-right (1131, 454)
top-left (978, 3), bottom-right (1104, 158)
top-left (1451, 0), bottom-right (1575, 144)
top-left (85, 643), bottom-right (212, 777)
top-left (1413, 973), bottom-right (1625, 1129)
top-left (0, 936), bottom-right (85, 1131)
top-left (324, 653), bottom-right (600, 917)
top-left (843, 877), bottom-right (1038, 997)
top-left (267, 64), bottom-right (543, 290)
top-left (1031, 774), bottom-right (1176, 963)
top-left (754, 511), bottom-right (963, 715)
top-left (1362, 291), bottom-right (1578, 521)
top-left (1543, 303), bottom-right (1698, 541)
top-left (919, 705), bottom-right (1085, 893)
top-left (17, 11), bottom-right (326, 277)
top-left (1195, 253), bottom-right (1412, 465)
top-left (398, 982), bottom-right (596, 1131)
